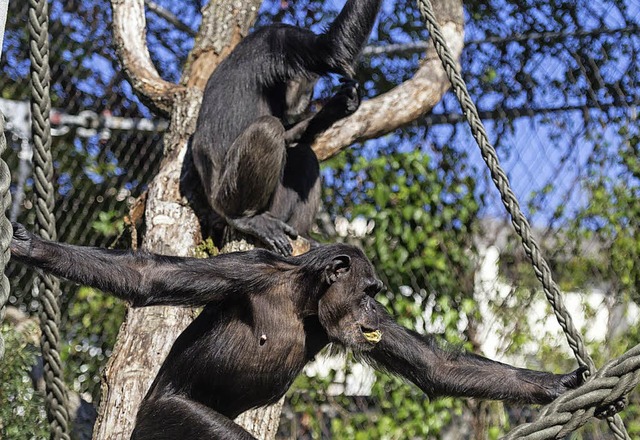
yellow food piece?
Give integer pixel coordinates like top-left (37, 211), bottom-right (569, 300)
top-left (362, 329), bottom-right (382, 344)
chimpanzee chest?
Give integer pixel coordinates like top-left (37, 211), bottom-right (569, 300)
top-left (185, 294), bottom-right (312, 417)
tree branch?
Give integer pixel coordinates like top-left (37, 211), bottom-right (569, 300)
top-left (110, 0), bottom-right (185, 116)
top-left (95, 1), bottom-right (262, 438)
top-left (180, 1), bottom-right (262, 90)
top-left (313, 1), bottom-right (464, 160)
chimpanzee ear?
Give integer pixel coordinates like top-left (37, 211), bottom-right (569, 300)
top-left (323, 255), bottom-right (351, 285)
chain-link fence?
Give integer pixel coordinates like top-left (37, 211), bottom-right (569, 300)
top-left (1, 0), bottom-right (639, 438)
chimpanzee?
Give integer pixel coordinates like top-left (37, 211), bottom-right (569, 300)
top-left (11, 223), bottom-right (588, 440)
top-left (189, 0), bottom-right (382, 256)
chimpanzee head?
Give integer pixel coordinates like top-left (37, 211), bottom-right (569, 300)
top-left (317, 248), bottom-right (385, 351)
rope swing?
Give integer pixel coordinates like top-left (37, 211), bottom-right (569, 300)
top-left (415, 0), bottom-right (638, 438)
top-left (28, 0), bottom-right (71, 437)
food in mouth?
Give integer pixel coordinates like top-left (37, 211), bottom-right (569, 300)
top-left (361, 327), bottom-right (382, 344)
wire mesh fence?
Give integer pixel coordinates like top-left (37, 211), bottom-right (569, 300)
top-left (1, 0), bottom-right (638, 438)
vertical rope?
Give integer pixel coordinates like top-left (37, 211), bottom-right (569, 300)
top-left (0, 0), bottom-right (10, 362)
top-left (0, 114), bottom-right (11, 362)
top-left (415, 0), bottom-right (628, 437)
top-left (28, 0), bottom-right (71, 438)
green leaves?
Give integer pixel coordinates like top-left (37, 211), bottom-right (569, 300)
top-left (310, 147), bottom-right (480, 437)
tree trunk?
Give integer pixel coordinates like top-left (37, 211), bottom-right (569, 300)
top-left (93, 87), bottom-right (204, 439)
top-left (96, 0), bottom-right (464, 438)
top-left (95, 1), bottom-right (261, 437)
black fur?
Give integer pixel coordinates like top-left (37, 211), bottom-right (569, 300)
top-left (11, 223), bottom-right (587, 440)
top-left (189, 0), bottom-right (381, 256)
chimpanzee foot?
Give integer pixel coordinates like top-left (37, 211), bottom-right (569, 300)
top-left (228, 214), bottom-right (298, 256)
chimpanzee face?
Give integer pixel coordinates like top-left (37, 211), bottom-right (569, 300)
top-left (318, 254), bottom-right (385, 351)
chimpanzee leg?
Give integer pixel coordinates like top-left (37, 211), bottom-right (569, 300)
top-left (132, 395), bottom-right (255, 440)
top-left (199, 115), bottom-right (298, 255)
top-left (213, 115), bottom-right (285, 216)
top-left (270, 143), bottom-right (321, 236)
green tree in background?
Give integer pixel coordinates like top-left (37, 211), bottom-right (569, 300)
top-left (281, 147), bottom-right (483, 438)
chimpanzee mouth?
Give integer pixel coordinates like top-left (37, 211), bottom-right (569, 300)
top-left (360, 326), bottom-right (382, 344)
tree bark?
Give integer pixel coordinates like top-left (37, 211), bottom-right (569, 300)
top-left (96, 0), bottom-right (463, 438)
top-left (93, 1), bottom-right (259, 438)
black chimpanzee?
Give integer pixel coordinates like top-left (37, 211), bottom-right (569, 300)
top-left (189, 0), bottom-right (381, 256)
top-left (11, 223), bottom-right (587, 439)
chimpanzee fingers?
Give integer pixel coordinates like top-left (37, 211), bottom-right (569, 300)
top-left (595, 397), bottom-right (626, 419)
top-left (11, 222), bottom-right (30, 241)
top-left (279, 221), bottom-right (298, 239)
top-left (9, 222), bottom-right (34, 258)
top-left (562, 366), bottom-right (589, 388)
top-left (339, 76), bottom-right (356, 85)
top-left (262, 232), bottom-right (292, 256)
top-left (337, 80), bottom-right (360, 113)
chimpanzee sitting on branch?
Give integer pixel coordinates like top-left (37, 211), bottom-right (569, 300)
top-left (11, 223), bottom-right (587, 440)
top-left (189, 0), bottom-right (381, 256)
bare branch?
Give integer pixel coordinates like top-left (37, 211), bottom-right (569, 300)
top-left (180, 0), bottom-right (262, 90)
top-left (144, 0), bottom-right (196, 36)
top-left (110, 0), bottom-right (185, 116)
top-left (313, 2), bottom-right (464, 161)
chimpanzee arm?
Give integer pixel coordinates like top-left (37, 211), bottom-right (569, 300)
top-left (10, 223), bottom-right (273, 308)
top-left (364, 306), bottom-right (584, 404)
top-left (315, 0), bottom-right (383, 76)
top-left (285, 79), bottom-right (361, 145)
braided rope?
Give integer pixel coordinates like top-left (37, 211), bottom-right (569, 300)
top-left (415, 0), bottom-right (630, 437)
top-left (0, 113), bottom-right (11, 361)
top-left (29, 0), bottom-right (71, 437)
top-left (503, 343), bottom-right (640, 439)
top-left (0, 0), bottom-right (10, 365)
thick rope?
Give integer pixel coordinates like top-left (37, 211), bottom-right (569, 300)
top-left (415, 0), bottom-right (630, 437)
top-left (29, 0), bottom-right (71, 438)
top-left (0, 113), bottom-right (10, 361)
top-left (503, 343), bottom-right (640, 439)
top-left (0, 0), bottom-right (11, 364)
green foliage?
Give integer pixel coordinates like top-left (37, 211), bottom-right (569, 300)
top-left (91, 211), bottom-right (124, 237)
top-left (63, 286), bottom-right (126, 401)
top-left (283, 148), bottom-right (482, 437)
top-left (0, 324), bottom-right (48, 439)
top-left (326, 149), bottom-right (479, 299)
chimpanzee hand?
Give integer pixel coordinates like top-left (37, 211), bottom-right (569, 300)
top-left (552, 366), bottom-right (588, 397)
top-left (228, 214), bottom-right (298, 256)
top-left (10, 222), bottom-right (35, 259)
top-left (595, 396), bottom-right (626, 419)
top-left (322, 78), bottom-right (361, 119)
top-left (547, 366), bottom-right (626, 418)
